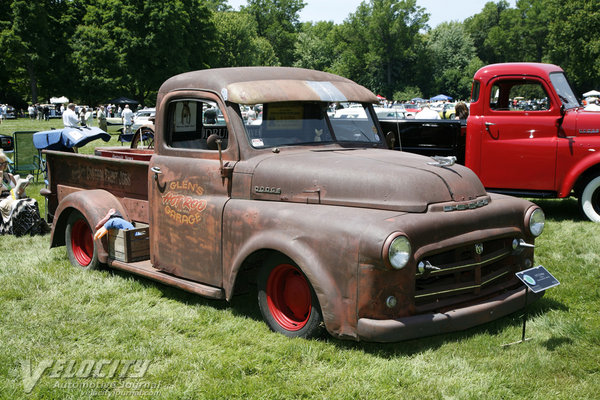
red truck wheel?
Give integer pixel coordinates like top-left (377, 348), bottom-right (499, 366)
top-left (66, 210), bottom-right (101, 269)
top-left (258, 259), bottom-right (323, 338)
top-left (580, 176), bottom-right (600, 222)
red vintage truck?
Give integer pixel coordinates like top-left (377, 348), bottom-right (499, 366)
top-left (44, 67), bottom-right (546, 342)
top-left (381, 63), bottom-right (600, 222)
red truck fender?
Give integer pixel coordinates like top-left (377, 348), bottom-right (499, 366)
top-left (558, 153), bottom-right (600, 198)
top-left (50, 189), bottom-right (131, 264)
top-left (223, 230), bottom-right (359, 341)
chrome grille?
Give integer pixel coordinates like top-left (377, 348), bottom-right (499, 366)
top-left (414, 237), bottom-right (522, 313)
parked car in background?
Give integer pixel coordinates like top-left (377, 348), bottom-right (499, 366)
top-left (2, 105), bottom-right (17, 119)
top-left (440, 103), bottom-right (457, 119)
top-left (374, 107), bottom-right (406, 120)
top-left (122, 108), bottom-right (156, 148)
top-left (403, 103), bottom-right (421, 119)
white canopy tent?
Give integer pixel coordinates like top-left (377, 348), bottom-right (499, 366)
top-left (50, 96), bottom-right (69, 104)
top-left (583, 90), bottom-right (600, 98)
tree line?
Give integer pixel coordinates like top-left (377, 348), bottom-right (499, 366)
top-left (1, 0), bottom-right (598, 108)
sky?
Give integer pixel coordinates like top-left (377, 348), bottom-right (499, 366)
top-left (227, 0), bottom-right (518, 28)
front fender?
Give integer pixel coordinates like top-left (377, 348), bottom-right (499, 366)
top-left (50, 189), bottom-right (130, 263)
top-left (221, 201), bottom-right (383, 341)
top-left (558, 152), bottom-right (600, 197)
top-left (223, 229), bottom-right (354, 338)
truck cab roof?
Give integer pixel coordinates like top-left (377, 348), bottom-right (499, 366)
top-left (158, 67), bottom-right (378, 105)
top-left (474, 62), bottom-right (564, 82)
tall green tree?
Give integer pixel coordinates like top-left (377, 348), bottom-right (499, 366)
top-left (293, 21), bottom-right (338, 71)
top-left (71, 0), bottom-right (217, 105)
top-left (546, 0), bottom-right (600, 94)
top-left (241, 0), bottom-right (306, 66)
top-left (464, 1), bottom-right (510, 64)
top-left (483, 0), bottom-right (552, 63)
top-left (332, 0), bottom-right (428, 98)
top-left (212, 11), bottom-right (278, 67)
top-left (426, 22), bottom-right (482, 100)
top-left (0, 0), bottom-right (57, 103)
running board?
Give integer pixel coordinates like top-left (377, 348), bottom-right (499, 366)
top-left (107, 259), bottom-right (225, 299)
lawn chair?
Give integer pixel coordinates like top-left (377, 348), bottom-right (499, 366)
top-left (12, 131), bottom-right (43, 182)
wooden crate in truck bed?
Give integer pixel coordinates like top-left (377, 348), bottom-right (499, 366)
top-left (108, 223), bottom-right (150, 262)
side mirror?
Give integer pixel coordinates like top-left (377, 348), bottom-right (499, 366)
top-left (206, 134), bottom-right (221, 151)
top-left (385, 131), bottom-right (396, 150)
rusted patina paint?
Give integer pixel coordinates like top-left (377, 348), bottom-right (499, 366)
top-left (46, 67), bottom-right (544, 342)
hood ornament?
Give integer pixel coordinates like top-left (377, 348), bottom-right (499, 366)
top-left (427, 155), bottom-right (457, 167)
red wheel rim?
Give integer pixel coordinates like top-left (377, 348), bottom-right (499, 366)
top-left (266, 264), bottom-right (311, 331)
top-left (71, 219), bottom-right (93, 266)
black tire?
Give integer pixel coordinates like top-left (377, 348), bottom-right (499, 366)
top-left (257, 256), bottom-right (323, 338)
top-left (65, 210), bottom-right (101, 270)
top-left (579, 176), bottom-right (600, 222)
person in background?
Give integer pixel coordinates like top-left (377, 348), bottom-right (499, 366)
top-left (454, 102), bottom-right (469, 120)
top-left (97, 105), bottom-right (108, 131)
top-left (415, 104), bottom-right (441, 120)
top-left (121, 104), bottom-right (134, 135)
top-left (62, 103), bottom-right (80, 128)
top-left (0, 150), bottom-right (48, 236)
top-left (79, 107), bottom-right (87, 125)
top-left (85, 107), bottom-right (94, 126)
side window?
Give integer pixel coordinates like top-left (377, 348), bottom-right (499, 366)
top-left (471, 80), bottom-right (480, 103)
top-left (166, 99), bottom-right (228, 150)
top-left (489, 80), bottom-right (550, 112)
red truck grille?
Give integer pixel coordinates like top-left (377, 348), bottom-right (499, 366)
top-left (414, 237), bottom-right (522, 313)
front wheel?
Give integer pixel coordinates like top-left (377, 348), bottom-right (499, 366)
top-left (579, 176), bottom-right (600, 222)
top-left (65, 210), bottom-right (101, 269)
top-left (257, 258), bottom-right (323, 338)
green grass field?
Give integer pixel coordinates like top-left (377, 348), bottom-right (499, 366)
top-left (1, 119), bottom-right (599, 399)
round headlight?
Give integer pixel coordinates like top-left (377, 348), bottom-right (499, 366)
top-left (529, 208), bottom-right (545, 237)
top-left (388, 235), bottom-right (412, 269)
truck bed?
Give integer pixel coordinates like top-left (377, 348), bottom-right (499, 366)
top-left (45, 149), bottom-right (151, 224)
top-left (379, 119), bottom-right (466, 164)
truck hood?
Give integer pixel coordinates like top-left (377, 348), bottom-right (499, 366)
top-left (250, 148), bottom-right (486, 212)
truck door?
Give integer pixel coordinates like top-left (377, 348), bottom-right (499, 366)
top-left (479, 77), bottom-right (558, 192)
top-left (149, 95), bottom-right (235, 287)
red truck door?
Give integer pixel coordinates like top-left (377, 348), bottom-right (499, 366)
top-left (478, 77), bottom-right (558, 192)
top-left (149, 96), bottom-right (235, 287)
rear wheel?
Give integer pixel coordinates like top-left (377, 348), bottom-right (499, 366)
top-left (130, 128), bottom-right (154, 149)
top-left (579, 176), bottom-right (600, 222)
top-left (258, 257), bottom-right (323, 338)
top-left (66, 210), bottom-right (100, 269)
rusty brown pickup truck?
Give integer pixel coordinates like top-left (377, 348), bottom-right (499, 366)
top-left (44, 67), bottom-right (546, 342)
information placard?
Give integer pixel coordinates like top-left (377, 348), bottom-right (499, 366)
top-left (516, 265), bottom-right (560, 293)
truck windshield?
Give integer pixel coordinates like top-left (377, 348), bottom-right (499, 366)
top-left (549, 72), bottom-right (580, 109)
top-left (242, 102), bottom-right (382, 148)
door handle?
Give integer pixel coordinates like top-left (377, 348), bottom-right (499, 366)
top-left (151, 166), bottom-right (166, 192)
top-left (484, 122), bottom-right (499, 139)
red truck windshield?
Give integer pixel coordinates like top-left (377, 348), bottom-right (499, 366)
top-left (243, 102), bottom-right (382, 148)
top-left (549, 72), bottom-right (580, 109)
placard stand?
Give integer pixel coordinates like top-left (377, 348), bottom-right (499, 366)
top-left (502, 265), bottom-right (560, 347)
top-left (502, 287), bottom-right (531, 347)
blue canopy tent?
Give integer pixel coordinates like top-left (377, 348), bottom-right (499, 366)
top-left (33, 127), bottom-right (111, 151)
top-left (430, 94), bottom-right (453, 102)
